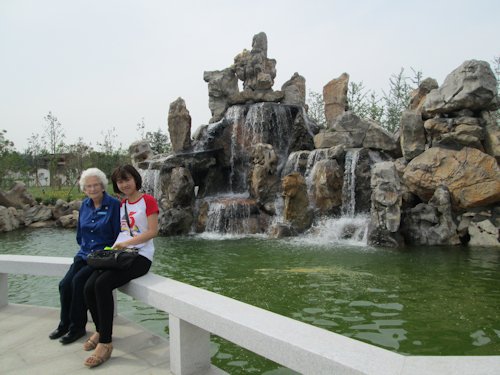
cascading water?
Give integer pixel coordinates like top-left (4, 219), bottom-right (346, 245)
top-left (341, 148), bottom-right (361, 217)
top-left (228, 103), bottom-right (293, 193)
top-left (203, 194), bottom-right (259, 235)
top-left (139, 168), bottom-right (162, 201)
top-left (304, 148), bottom-right (369, 246)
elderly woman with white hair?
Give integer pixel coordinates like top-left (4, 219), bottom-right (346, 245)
top-left (49, 168), bottom-right (121, 345)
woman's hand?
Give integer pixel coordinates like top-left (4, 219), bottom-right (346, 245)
top-left (113, 242), bottom-right (128, 250)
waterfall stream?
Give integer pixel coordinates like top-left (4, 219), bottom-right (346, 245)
top-left (139, 168), bottom-right (162, 201)
top-left (341, 148), bottom-right (361, 217)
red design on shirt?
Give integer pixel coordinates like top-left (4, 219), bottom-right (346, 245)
top-left (129, 211), bottom-right (136, 228)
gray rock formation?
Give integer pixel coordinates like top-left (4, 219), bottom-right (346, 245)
top-left (468, 219), bottom-right (500, 247)
top-left (282, 172), bottom-right (313, 233)
top-left (310, 159), bottom-right (343, 215)
top-left (129, 140), bottom-right (154, 166)
top-left (168, 97), bottom-right (192, 153)
top-left (249, 143), bottom-right (280, 211)
top-left (281, 72), bottom-right (306, 107)
top-left (24, 204), bottom-right (53, 226)
top-left (368, 162), bottom-right (404, 247)
top-left (55, 211), bottom-right (79, 228)
top-left (402, 185), bottom-right (460, 245)
top-left (233, 32), bottom-right (277, 92)
top-left (0, 206), bottom-right (22, 232)
top-left (0, 182), bottom-right (37, 209)
top-left (53, 199), bottom-right (81, 220)
top-left (314, 112), bottom-right (398, 153)
top-left (424, 116), bottom-right (484, 150)
top-left (400, 110), bottom-right (426, 161)
top-left (423, 60), bottom-right (498, 114)
top-left (203, 68), bottom-right (239, 123)
top-left (408, 77), bottom-right (439, 113)
top-left (159, 167), bottom-right (195, 235)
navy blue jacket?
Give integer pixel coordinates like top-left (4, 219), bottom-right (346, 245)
top-left (76, 191), bottom-right (121, 260)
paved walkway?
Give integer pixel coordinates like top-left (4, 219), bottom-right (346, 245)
top-left (0, 304), bottom-right (172, 374)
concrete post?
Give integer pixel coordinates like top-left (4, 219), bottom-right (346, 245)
top-left (169, 315), bottom-right (210, 375)
top-left (0, 273), bottom-right (7, 307)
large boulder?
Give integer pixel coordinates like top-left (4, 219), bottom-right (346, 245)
top-left (424, 117), bottom-right (484, 150)
top-left (310, 159), bottom-right (343, 215)
top-left (0, 182), bottom-right (37, 208)
top-left (161, 167), bottom-right (195, 209)
top-left (314, 112), bottom-right (398, 152)
top-left (468, 219), bottom-right (500, 247)
top-left (129, 140), bottom-right (154, 165)
top-left (323, 73), bottom-right (349, 125)
top-left (249, 143), bottom-right (280, 210)
top-left (168, 97), bottom-right (192, 153)
top-left (55, 210), bottom-right (79, 228)
top-left (203, 68), bottom-right (239, 123)
top-left (403, 147), bottom-right (500, 209)
top-left (368, 162), bottom-right (404, 247)
top-left (281, 72), bottom-right (306, 107)
top-left (408, 77), bottom-right (439, 113)
top-left (23, 204), bottom-right (53, 226)
top-left (401, 185), bottom-right (460, 245)
top-left (422, 60), bottom-right (498, 115)
top-left (400, 110), bottom-right (426, 161)
top-left (282, 173), bottom-right (313, 233)
top-left (0, 206), bottom-right (22, 232)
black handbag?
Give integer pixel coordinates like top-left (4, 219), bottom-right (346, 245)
top-left (87, 247), bottom-right (139, 270)
top-left (87, 203), bottom-right (140, 270)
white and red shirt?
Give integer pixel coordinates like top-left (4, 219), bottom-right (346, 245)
top-left (113, 194), bottom-right (159, 261)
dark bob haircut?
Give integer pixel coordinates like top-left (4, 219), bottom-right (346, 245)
top-left (111, 164), bottom-right (142, 194)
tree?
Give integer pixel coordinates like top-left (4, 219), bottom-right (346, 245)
top-left (26, 132), bottom-right (45, 186)
top-left (43, 111), bottom-right (66, 186)
top-left (43, 111), bottom-right (65, 155)
top-left (0, 129), bottom-right (14, 155)
top-left (65, 138), bottom-right (94, 186)
top-left (347, 81), bottom-right (384, 123)
top-left (136, 117), bottom-right (146, 139)
top-left (0, 130), bottom-right (28, 188)
top-left (145, 128), bottom-right (171, 154)
top-left (98, 127), bottom-right (122, 154)
top-left (306, 90), bottom-right (326, 128)
top-left (381, 68), bottom-right (415, 133)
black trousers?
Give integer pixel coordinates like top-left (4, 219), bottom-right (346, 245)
top-left (84, 255), bottom-right (151, 343)
top-left (58, 255), bottom-right (94, 333)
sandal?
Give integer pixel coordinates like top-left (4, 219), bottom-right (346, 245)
top-left (83, 332), bottom-right (99, 351)
top-left (84, 343), bottom-right (113, 368)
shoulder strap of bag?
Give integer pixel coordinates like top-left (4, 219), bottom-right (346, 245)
top-left (124, 202), bottom-right (134, 237)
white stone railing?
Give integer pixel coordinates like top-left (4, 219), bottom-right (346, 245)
top-left (1, 254), bottom-right (499, 375)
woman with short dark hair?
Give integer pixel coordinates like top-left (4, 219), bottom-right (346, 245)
top-left (83, 164), bottom-right (159, 368)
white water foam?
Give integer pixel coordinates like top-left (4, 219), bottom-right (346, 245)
top-left (295, 215), bottom-right (370, 247)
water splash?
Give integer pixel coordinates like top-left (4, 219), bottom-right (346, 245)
top-left (296, 215), bottom-right (370, 247)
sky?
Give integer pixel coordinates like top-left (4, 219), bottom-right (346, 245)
top-left (1, 0), bottom-right (499, 152)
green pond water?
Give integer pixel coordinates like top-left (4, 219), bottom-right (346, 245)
top-left (1, 227), bottom-right (499, 374)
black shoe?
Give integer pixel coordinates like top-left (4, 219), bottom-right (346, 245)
top-left (59, 329), bottom-right (86, 345)
top-left (49, 327), bottom-right (68, 340)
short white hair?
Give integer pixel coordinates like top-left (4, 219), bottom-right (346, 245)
top-left (79, 168), bottom-right (108, 191)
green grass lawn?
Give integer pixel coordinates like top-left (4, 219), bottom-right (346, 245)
top-left (27, 186), bottom-right (86, 205)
